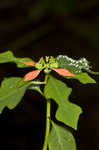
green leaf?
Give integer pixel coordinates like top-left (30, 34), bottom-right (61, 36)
top-left (0, 51), bottom-right (34, 68)
top-left (15, 57), bottom-right (34, 68)
top-left (48, 122), bottom-right (76, 150)
top-left (0, 51), bottom-right (15, 63)
top-left (0, 77), bottom-right (30, 113)
top-left (65, 73), bottom-right (96, 84)
top-left (44, 75), bottom-right (82, 130)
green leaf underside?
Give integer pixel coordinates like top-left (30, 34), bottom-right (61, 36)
top-left (48, 122), bottom-right (76, 150)
top-left (17, 78), bottom-right (42, 94)
top-left (0, 77), bottom-right (31, 113)
top-left (0, 51), bottom-right (34, 68)
top-left (44, 75), bottom-right (82, 130)
top-left (65, 73), bottom-right (96, 84)
top-left (28, 84), bottom-right (42, 95)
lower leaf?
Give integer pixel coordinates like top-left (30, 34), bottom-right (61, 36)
top-left (48, 122), bottom-right (76, 150)
top-left (0, 77), bottom-right (30, 113)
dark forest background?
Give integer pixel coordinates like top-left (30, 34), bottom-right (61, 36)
top-left (0, 0), bottom-right (99, 150)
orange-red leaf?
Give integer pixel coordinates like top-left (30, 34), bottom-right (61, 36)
top-left (53, 68), bottom-right (75, 77)
top-left (24, 70), bottom-right (40, 81)
top-left (23, 61), bottom-right (35, 66)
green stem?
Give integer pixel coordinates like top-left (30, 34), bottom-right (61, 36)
top-left (31, 81), bottom-right (46, 85)
top-left (42, 99), bottom-right (51, 150)
top-left (87, 69), bottom-right (99, 75)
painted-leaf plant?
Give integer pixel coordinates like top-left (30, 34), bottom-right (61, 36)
top-left (0, 51), bottom-right (99, 150)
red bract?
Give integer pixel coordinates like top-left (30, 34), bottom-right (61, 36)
top-left (23, 61), bottom-right (35, 66)
top-left (23, 61), bottom-right (75, 81)
top-left (24, 70), bottom-right (40, 81)
top-left (53, 68), bottom-right (75, 77)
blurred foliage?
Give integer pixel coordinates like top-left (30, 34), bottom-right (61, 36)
top-left (0, 0), bottom-right (79, 49)
top-left (0, 0), bottom-right (18, 8)
top-left (0, 0), bottom-right (99, 57)
top-left (29, 0), bottom-right (79, 21)
top-left (0, 0), bottom-right (99, 52)
top-left (52, 0), bottom-right (79, 14)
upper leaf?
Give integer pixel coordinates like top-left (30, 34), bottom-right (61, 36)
top-left (56, 55), bottom-right (97, 84)
top-left (0, 51), bottom-right (15, 63)
top-left (0, 77), bottom-right (30, 113)
top-left (48, 121), bottom-right (76, 150)
top-left (0, 51), bottom-right (34, 68)
top-left (56, 55), bottom-right (90, 74)
top-left (44, 75), bottom-right (82, 130)
top-left (16, 57), bottom-right (35, 68)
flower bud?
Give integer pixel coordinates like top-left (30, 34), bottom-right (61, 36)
top-left (35, 63), bottom-right (43, 70)
top-left (44, 68), bottom-right (51, 74)
top-left (50, 62), bottom-right (58, 68)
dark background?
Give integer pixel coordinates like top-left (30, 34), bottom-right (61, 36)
top-left (0, 0), bottom-right (99, 150)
